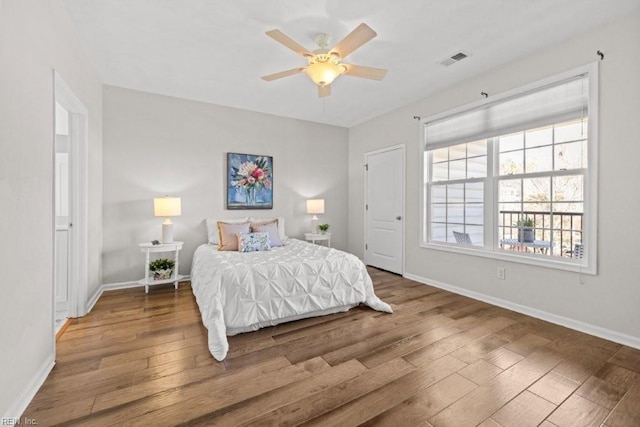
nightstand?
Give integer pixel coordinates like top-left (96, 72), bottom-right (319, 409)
top-left (304, 233), bottom-right (331, 247)
top-left (138, 241), bottom-right (185, 293)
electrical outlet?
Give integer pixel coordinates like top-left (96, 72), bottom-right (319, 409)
top-left (497, 267), bottom-right (506, 280)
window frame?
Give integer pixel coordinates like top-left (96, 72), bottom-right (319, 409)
top-left (419, 63), bottom-right (598, 274)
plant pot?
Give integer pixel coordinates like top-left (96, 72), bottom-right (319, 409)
top-left (153, 269), bottom-right (173, 280)
top-left (518, 228), bottom-right (534, 243)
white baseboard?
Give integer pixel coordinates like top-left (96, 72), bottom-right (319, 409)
top-left (403, 272), bottom-right (640, 351)
top-left (86, 276), bottom-right (191, 314)
top-left (3, 354), bottom-right (55, 421)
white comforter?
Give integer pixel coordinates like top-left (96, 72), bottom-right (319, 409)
top-left (190, 239), bottom-right (392, 361)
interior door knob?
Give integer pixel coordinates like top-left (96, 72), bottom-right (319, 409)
top-left (396, 216), bottom-right (402, 220)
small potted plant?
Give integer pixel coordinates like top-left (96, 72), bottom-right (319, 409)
top-left (516, 216), bottom-right (535, 242)
top-left (318, 224), bottom-right (330, 234)
top-left (149, 258), bottom-right (175, 280)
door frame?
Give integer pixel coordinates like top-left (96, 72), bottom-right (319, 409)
top-left (53, 71), bottom-right (89, 326)
top-left (364, 143), bottom-right (406, 275)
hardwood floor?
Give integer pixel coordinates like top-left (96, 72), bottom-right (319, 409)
top-left (23, 268), bottom-right (640, 426)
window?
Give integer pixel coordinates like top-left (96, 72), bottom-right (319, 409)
top-left (421, 65), bottom-right (597, 272)
top-left (429, 140), bottom-right (487, 246)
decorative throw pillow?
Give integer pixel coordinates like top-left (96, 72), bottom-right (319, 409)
top-left (237, 232), bottom-right (271, 253)
top-left (250, 219), bottom-right (282, 247)
top-left (250, 217), bottom-right (287, 242)
top-left (217, 221), bottom-right (250, 251)
top-left (206, 218), bottom-right (248, 244)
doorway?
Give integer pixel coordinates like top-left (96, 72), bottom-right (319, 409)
top-left (54, 102), bottom-right (70, 333)
top-left (53, 71), bottom-right (89, 339)
top-left (364, 145), bottom-right (405, 274)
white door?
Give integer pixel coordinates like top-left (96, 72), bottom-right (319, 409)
top-left (54, 103), bottom-right (71, 322)
top-left (365, 145), bottom-right (404, 274)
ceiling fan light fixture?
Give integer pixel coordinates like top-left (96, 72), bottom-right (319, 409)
top-left (306, 61), bottom-right (340, 86)
top-left (263, 23), bottom-right (386, 97)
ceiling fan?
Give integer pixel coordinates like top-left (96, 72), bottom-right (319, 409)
top-left (261, 23), bottom-right (387, 98)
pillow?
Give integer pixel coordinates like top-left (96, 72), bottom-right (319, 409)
top-left (217, 221), bottom-right (250, 251)
top-left (205, 218), bottom-right (248, 244)
top-left (249, 216), bottom-right (287, 242)
top-left (250, 220), bottom-right (282, 247)
top-left (237, 232), bottom-right (271, 253)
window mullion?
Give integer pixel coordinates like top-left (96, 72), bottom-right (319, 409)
top-left (487, 137), bottom-right (495, 249)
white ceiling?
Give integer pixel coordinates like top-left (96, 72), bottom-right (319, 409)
top-left (64, 0), bottom-right (640, 128)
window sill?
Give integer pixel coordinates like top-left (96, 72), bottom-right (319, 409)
top-left (419, 241), bottom-right (596, 275)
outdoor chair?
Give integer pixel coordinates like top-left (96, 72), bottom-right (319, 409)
top-left (452, 231), bottom-right (473, 245)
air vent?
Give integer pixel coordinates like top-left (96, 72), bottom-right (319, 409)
top-left (439, 51), bottom-right (471, 67)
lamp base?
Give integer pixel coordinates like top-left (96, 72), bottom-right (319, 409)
top-left (162, 220), bottom-right (174, 243)
top-left (310, 215), bottom-right (318, 234)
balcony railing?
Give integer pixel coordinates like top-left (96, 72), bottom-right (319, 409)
top-left (499, 210), bottom-right (583, 257)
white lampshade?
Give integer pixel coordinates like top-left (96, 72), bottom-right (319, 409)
top-left (153, 196), bottom-right (181, 243)
top-left (306, 199), bottom-right (325, 215)
top-left (154, 196), bottom-right (182, 217)
top-left (307, 199), bottom-right (324, 234)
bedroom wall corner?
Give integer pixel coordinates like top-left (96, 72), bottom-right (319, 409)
top-left (0, 0), bottom-right (103, 417)
top-left (102, 86), bottom-right (348, 285)
top-left (347, 10), bottom-right (640, 346)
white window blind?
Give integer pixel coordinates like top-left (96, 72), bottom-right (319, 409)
top-left (424, 74), bottom-right (588, 150)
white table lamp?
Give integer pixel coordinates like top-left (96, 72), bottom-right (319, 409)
top-left (306, 199), bottom-right (325, 233)
top-left (154, 196), bottom-right (181, 243)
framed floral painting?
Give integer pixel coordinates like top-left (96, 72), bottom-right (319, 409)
top-left (226, 152), bottom-right (273, 209)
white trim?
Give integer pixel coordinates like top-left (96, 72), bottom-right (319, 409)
top-left (87, 276), bottom-right (192, 313)
top-left (364, 143), bottom-right (406, 275)
top-left (3, 355), bottom-right (55, 421)
top-left (404, 272), bottom-right (640, 351)
top-left (584, 62), bottom-right (599, 274)
top-left (54, 71), bottom-right (89, 318)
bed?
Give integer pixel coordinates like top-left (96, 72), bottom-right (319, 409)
top-left (190, 222), bottom-right (392, 361)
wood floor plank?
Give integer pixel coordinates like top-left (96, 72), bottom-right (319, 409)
top-left (457, 359), bottom-right (504, 385)
top-left (483, 346), bottom-right (525, 370)
top-left (547, 393), bottom-right (609, 426)
top-left (358, 312), bottom-right (488, 369)
top-left (91, 356), bottom-right (231, 412)
top-left (322, 313), bottom-right (454, 366)
top-left (24, 396), bottom-right (95, 426)
top-left (604, 379), bottom-right (640, 426)
top-left (404, 315), bottom-right (517, 369)
top-left (360, 369), bottom-right (476, 426)
top-left (491, 390), bottom-right (556, 427)
top-left (528, 370), bottom-right (580, 405)
top-left (428, 348), bottom-right (564, 426)
top-left (21, 269), bottom-right (640, 426)
top-left (302, 354), bottom-right (467, 426)
top-left (574, 375), bottom-right (627, 409)
top-left (242, 357), bottom-right (416, 426)
top-left (187, 359), bottom-right (367, 426)
top-left (98, 335), bottom-right (207, 368)
top-left (127, 361), bottom-right (312, 426)
top-left (609, 346), bottom-right (640, 374)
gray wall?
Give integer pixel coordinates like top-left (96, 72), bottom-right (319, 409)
top-left (348, 11), bottom-right (640, 342)
top-left (102, 86), bottom-right (348, 284)
top-left (0, 0), bottom-right (103, 416)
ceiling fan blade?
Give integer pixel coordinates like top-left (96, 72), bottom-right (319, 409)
top-left (261, 67), bottom-right (305, 81)
top-left (331, 23), bottom-right (377, 59)
top-left (318, 84), bottom-right (331, 98)
top-left (342, 64), bottom-right (387, 80)
top-left (265, 29), bottom-right (313, 57)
